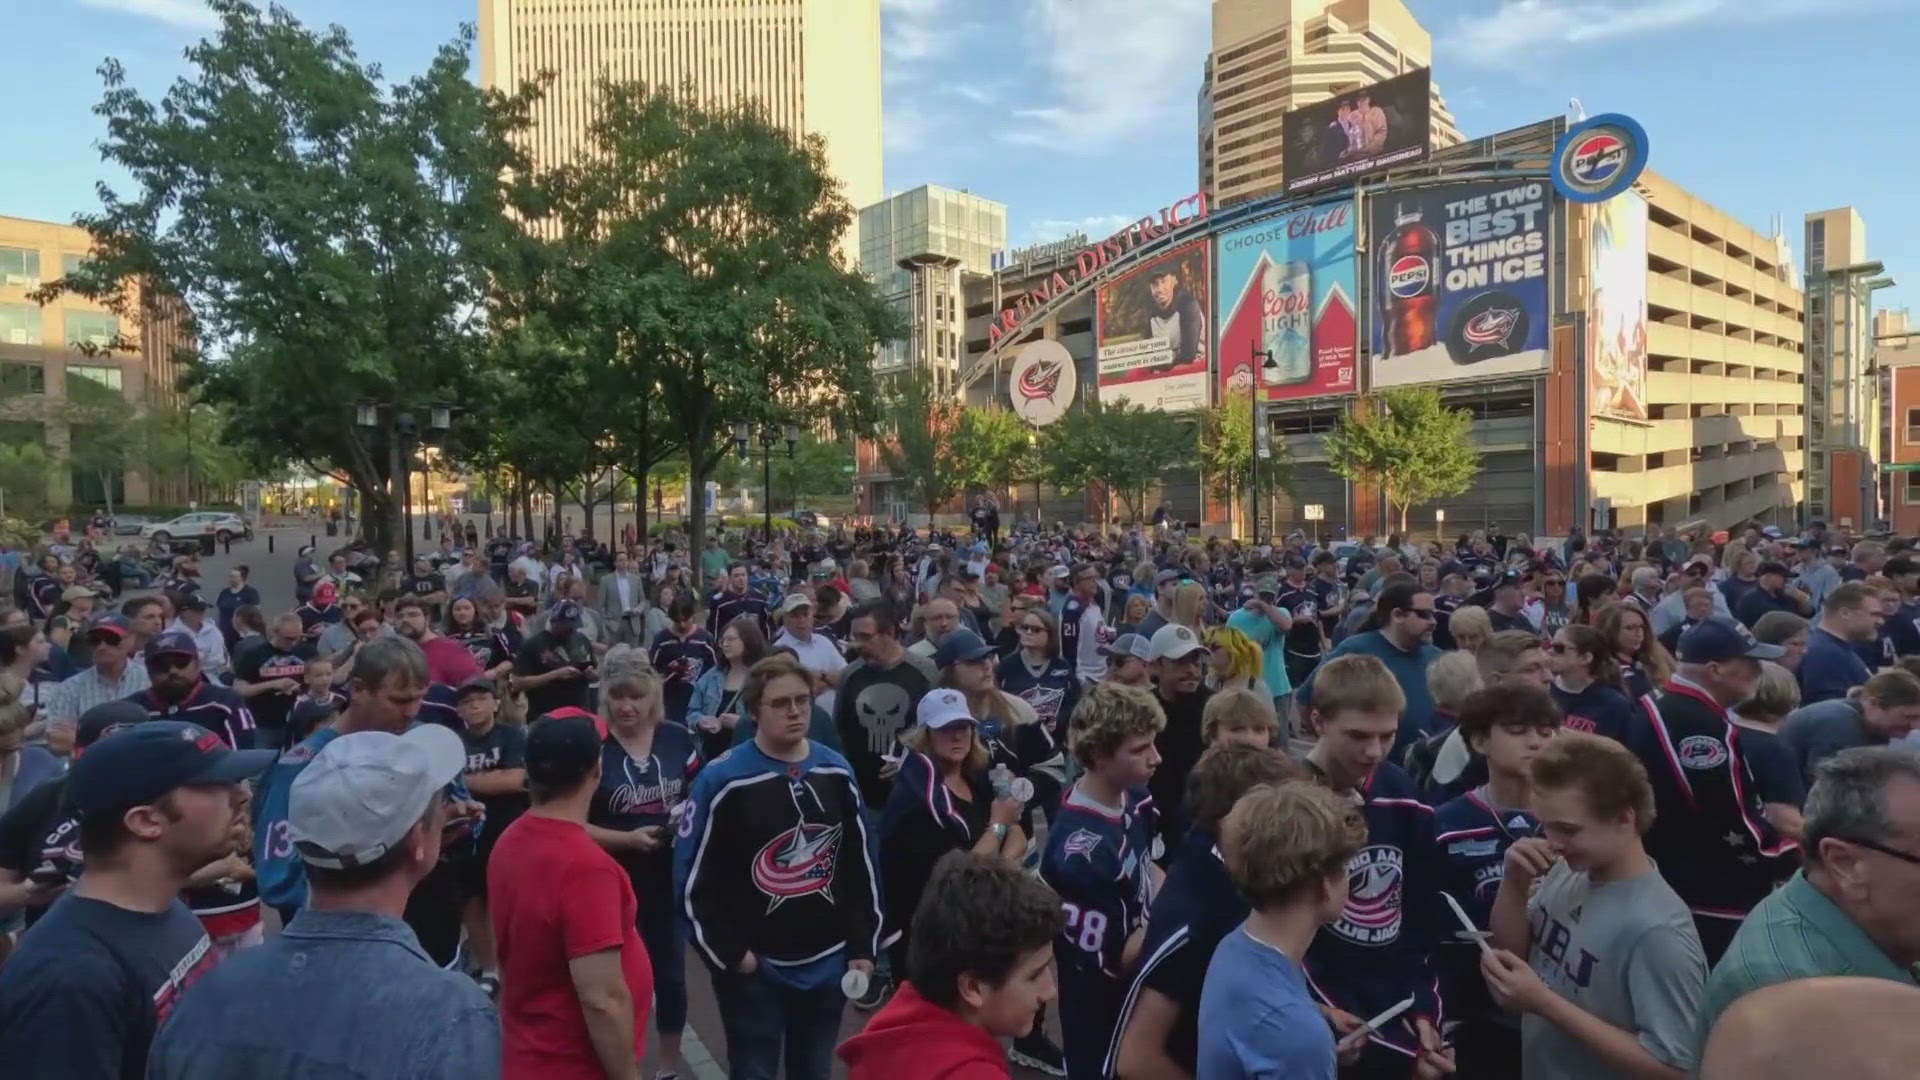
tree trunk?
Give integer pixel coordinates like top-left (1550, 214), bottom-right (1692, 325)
top-left (384, 434), bottom-right (407, 580)
top-left (689, 447), bottom-right (714, 590)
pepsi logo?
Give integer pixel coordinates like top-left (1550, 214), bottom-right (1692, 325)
top-left (1387, 255), bottom-right (1431, 299)
top-left (1571, 133), bottom-right (1625, 185)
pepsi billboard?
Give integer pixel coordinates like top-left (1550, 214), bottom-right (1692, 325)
top-left (1369, 178), bottom-right (1552, 389)
top-left (1281, 69), bottom-right (1432, 195)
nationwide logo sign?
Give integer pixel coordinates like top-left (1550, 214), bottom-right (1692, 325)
top-left (1552, 113), bottom-right (1650, 204)
top-left (1007, 339), bottom-right (1077, 427)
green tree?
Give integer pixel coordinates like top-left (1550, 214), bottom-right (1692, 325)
top-left (1038, 402), bottom-right (1194, 524)
top-left (528, 82), bottom-right (897, 580)
top-left (42, 0), bottom-right (538, 567)
top-left (0, 442), bottom-right (55, 521)
top-left (137, 401), bottom-right (254, 502)
top-left (712, 430), bottom-right (855, 511)
top-left (876, 368), bottom-right (961, 524)
top-left (1324, 387), bottom-right (1481, 533)
top-left (60, 375), bottom-right (141, 517)
top-left (1200, 391), bottom-right (1289, 537)
top-left (949, 407), bottom-right (1038, 498)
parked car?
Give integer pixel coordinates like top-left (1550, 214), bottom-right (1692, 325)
top-left (110, 514), bottom-right (155, 536)
top-left (138, 511), bottom-right (253, 544)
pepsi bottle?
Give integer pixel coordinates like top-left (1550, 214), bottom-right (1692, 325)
top-left (1382, 204), bottom-right (1438, 357)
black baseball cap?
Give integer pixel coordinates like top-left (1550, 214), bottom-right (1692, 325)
top-left (1756, 561), bottom-right (1791, 579)
top-left (1677, 617), bottom-right (1786, 664)
top-left (525, 712), bottom-right (603, 789)
top-left (74, 700), bottom-right (148, 757)
top-left (453, 675), bottom-right (498, 701)
top-left (68, 720), bottom-right (276, 819)
top-left (177, 593), bottom-right (210, 611)
top-left (550, 600), bottom-right (583, 622)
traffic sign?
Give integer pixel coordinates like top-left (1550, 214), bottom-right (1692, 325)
top-left (1304, 504), bottom-right (1325, 521)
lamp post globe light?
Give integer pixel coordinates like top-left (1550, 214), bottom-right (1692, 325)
top-left (733, 420), bottom-right (800, 543)
top-left (1248, 345), bottom-right (1279, 540)
top-left (354, 399), bottom-right (453, 567)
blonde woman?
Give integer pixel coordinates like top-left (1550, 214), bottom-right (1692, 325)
top-left (1732, 661), bottom-right (1804, 841)
top-left (0, 673), bottom-right (59, 810)
top-left (1446, 605), bottom-right (1493, 655)
top-left (1205, 625), bottom-right (1269, 698)
top-left (1171, 581), bottom-right (1210, 634)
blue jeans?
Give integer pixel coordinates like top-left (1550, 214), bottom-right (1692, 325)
top-left (636, 886), bottom-right (688, 1036)
top-left (709, 969), bottom-right (843, 1080)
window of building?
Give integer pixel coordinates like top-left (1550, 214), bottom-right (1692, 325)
top-left (0, 302), bottom-right (39, 345)
top-left (1907, 407), bottom-right (1920, 444)
top-left (60, 253), bottom-right (90, 277)
top-left (0, 247), bottom-right (39, 288)
top-left (1907, 472), bottom-right (1920, 507)
top-left (64, 311), bottom-right (120, 351)
top-left (0, 363), bottom-right (44, 394)
top-left (66, 364), bottom-right (122, 400)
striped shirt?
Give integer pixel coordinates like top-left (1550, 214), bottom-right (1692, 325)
top-left (45, 661), bottom-right (150, 727)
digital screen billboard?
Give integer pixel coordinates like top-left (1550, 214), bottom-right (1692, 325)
top-left (1281, 68), bottom-right (1432, 195)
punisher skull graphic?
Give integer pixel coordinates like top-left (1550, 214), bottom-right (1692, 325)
top-left (853, 683), bottom-right (912, 755)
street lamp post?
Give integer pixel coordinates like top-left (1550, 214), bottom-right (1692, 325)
top-left (1247, 346), bottom-right (1280, 541)
top-left (733, 420), bottom-right (799, 543)
top-left (355, 400), bottom-right (452, 566)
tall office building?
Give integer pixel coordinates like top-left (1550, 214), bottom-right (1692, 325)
top-left (476, 0), bottom-right (883, 253)
top-left (1201, 0), bottom-right (1464, 205)
top-left (1802, 207), bottom-right (1894, 525)
top-left (0, 214), bottom-right (189, 508)
top-left (857, 185), bottom-right (1006, 389)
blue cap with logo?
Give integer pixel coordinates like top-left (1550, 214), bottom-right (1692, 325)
top-left (144, 629), bottom-right (199, 659)
top-left (933, 628), bottom-right (997, 669)
top-left (1676, 616), bottom-right (1786, 664)
top-left (68, 720), bottom-right (277, 820)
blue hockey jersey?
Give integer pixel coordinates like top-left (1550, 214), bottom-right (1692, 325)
top-left (1431, 788), bottom-right (1539, 1027)
top-left (1303, 761), bottom-right (1443, 1062)
top-left (995, 651), bottom-right (1080, 744)
top-left (674, 739), bottom-right (881, 991)
top-left (1039, 781), bottom-right (1160, 982)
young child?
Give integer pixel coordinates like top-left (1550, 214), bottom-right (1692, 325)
top-left (1299, 654), bottom-right (1453, 1079)
top-left (1481, 731), bottom-right (1707, 1080)
top-left (1431, 684), bottom-right (1560, 1079)
top-left (283, 655), bottom-right (345, 750)
top-left (1198, 780), bottom-right (1370, 1080)
top-left (1112, 742), bottom-right (1297, 1079)
top-left (1202, 687), bottom-right (1280, 749)
top-left (839, 851), bottom-right (1065, 1080)
top-left (1039, 682), bottom-right (1165, 1080)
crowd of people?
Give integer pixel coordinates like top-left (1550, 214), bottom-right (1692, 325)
top-left (0, 512), bottom-right (1917, 1080)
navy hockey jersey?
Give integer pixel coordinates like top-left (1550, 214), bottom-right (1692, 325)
top-left (996, 652), bottom-right (1080, 744)
top-left (1106, 828), bottom-right (1243, 1078)
top-left (1432, 788), bottom-right (1539, 1027)
top-left (1303, 761), bottom-right (1443, 1063)
top-left (126, 680), bottom-right (255, 751)
top-left (674, 739), bottom-right (880, 991)
top-left (1040, 781), bottom-right (1160, 982)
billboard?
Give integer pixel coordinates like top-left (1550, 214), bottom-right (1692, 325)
top-left (1282, 68), bottom-right (1432, 195)
top-left (1008, 339), bottom-right (1077, 426)
top-left (1096, 240), bottom-right (1211, 412)
top-left (1216, 201), bottom-right (1358, 402)
top-left (1369, 178), bottom-right (1552, 389)
top-left (1589, 192), bottom-right (1649, 420)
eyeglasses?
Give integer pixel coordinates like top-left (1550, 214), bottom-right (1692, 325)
top-left (1837, 835), bottom-right (1920, 868)
top-left (1403, 608), bottom-right (1436, 620)
top-left (145, 654), bottom-right (195, 672)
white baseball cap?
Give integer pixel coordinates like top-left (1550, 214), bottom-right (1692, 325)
top-left (779, 593), bottom-right (814, 615)
top-left (1148, 623), bottom-right (1209, 662)
top-left (916, 687), bottom-right (976, 730)
top-left (289, 726), bottom-right (467, 870)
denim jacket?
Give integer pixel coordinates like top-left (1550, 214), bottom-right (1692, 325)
top-left (147, 908), bottom-right (500, 1080)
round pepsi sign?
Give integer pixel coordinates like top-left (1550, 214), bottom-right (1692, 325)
top-left (1551, 113), bottom-right (1649, 204)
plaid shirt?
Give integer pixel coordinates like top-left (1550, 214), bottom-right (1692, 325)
top-left (45, 661), bottom-right (150, 727)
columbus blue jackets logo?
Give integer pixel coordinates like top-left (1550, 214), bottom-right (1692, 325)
top-left (1331, 844), bottom-right (1404, 945)
top-left (1063, 828), bottom-right (1103, 860)
top-left (1677, 735), bottom-right (1728, 770)
top-left (751, 823), bottom-right (842, 911)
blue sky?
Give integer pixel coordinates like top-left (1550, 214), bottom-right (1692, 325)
top-left (7, 0), bottom-right (1919, 308)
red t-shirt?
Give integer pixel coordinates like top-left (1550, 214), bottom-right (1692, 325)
top-left (488, 813), bottom-right (654, 1079)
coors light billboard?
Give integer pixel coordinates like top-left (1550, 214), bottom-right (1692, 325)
top-left (1216, 201), bottom-right (1358, 402)
top-left (1369, 178), bottom-right (1552, 389)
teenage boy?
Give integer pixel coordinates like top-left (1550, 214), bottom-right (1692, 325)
top-left (1431, 685), bottom-right (1560, 1079)
top-left (1482, 731), bottom-right (1707, 1080)
top-left (838, 852), bottom-right (1066, 1080)
top-left (1298, 653), bottom-right (1451, 1079)
top-left (1111, 743), bottom-right (1296, 1080)
top-left (1040, 682), bottom-right (1166, 1080)
top-left (1197, 780), bottom-right (1377, 1080)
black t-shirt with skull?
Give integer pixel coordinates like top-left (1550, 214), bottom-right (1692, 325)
top-left (832, 652), bottom-right (939, 808)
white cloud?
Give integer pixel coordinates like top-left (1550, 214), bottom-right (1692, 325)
top-left (1005, 0), bottom-right (1211, 151)
top-left (1440, 0), bottom-right (1887, 64)
top-left (77, 0), bottom-right (219, 30)
top-left (883, 0), bottom-right (953, 70)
